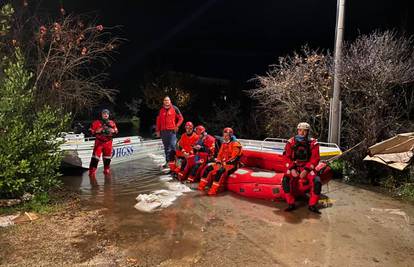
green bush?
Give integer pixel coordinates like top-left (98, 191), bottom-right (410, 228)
top-left (328, 159), bottom-right (344, 179)
top-left (0, 46), bottom-right (69, 198)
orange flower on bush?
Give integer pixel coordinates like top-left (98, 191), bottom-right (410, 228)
top-left (96, 25), bottom-right (104, 31)
top-left (81, 47), bottom-right (87, 55)
top-left (39, 25), bottom-right (47, 35)
top-left (53, 22), bottom-right (61, 32)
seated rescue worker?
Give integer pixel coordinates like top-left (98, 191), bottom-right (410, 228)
top-left (172, 121), bottom-right (199, 174)
top-left (197, 127), bottom-right (242, 195)
top-left (180, 125), bottom-right (215, 182)
top-left (283, 122), bottom-right (321, 214)
top-left (89, 109), bottom-right (118, 177)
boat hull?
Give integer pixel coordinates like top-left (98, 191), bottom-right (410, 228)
top-left (226, 148), bottom-right (334, 201)
top-left (60, 136), bottom-right (163, 169)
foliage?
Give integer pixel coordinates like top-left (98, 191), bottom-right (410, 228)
top-left (340, 30), bottom-right (414, 151)
top-left (4, 1), bottom-right (121, 117)
top-left (0, 5), bottom-right (69, 198)
top-left (141, 72), bottom-right (195, 111)
top-left (379, 164), bottom-right (414, 199)
top-left (200, 101), bottom-right (243, 136)
top-left (250, 47), bottom-right (332, 139)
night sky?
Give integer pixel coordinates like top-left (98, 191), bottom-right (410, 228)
top-left (40, 0), bottom-right (412, 100)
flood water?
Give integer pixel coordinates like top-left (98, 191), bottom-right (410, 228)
top-left (59, 154), bottom-right (205, 264)
top-left (57, 154), bottom-right (414, 266)
top-left (61, 155), bottom-right (177, 210)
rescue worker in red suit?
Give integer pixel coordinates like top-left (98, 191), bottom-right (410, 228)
top-left (283, 122), bottom-right (321, 214)
top-left (156, 96), bottom-right (184, 168)
top-left (89, 109), bottom-right (118, 177)
top-left (182, 125), bottom-right (215, 182)
top-left (173, 122), bottom-right (199, 174)
top-left (198, 127), bottom-right (242, 195)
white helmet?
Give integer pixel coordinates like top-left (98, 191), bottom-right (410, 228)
top-left (297, 122), bottom-right (310, 130)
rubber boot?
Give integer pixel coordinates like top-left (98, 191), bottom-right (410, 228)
top-left (197, 178), bottom-right (209, 191)
top-left (177, 171), bottom-right (186, 181)
top-left (308, 205), bottom-right (321, 214)
top-left (103, 167), bottom-right (111, 175)
top-left (89, 167), bottom-right (97, 178)
top-left (103, 158), bottom-right (111, 175)
top-left (207, 182), bottom-right (220, 196)
top-left (187, 175), bottom-right (196, 183)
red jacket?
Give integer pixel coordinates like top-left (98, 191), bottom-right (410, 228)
top-left (216, 139), bottom-right (242, 164)
top-left (90, 119), bottom-right (118, 142)
top-left (177, 132), bottom-right (199, 154)
top-left (195, 134), bottom-right (216, 158)
top-left (284, 137), bottom-right (320, 171)
top-left (156, 105), bottom-right (184, 132)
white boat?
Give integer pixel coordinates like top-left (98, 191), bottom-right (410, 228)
top-left (239, 138), bottom-right (342, 159)
top-left (59, 133), bottom-right (164, 169)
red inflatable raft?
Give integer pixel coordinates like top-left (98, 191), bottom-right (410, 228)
top-left (226, 149), bottom-right (333, 200)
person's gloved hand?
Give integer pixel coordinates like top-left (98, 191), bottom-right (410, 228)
top-left (193, 145), bottom-right (201, 150)
top-left (102, 128), bottom-right (110, 135)
top-left (299, 169), bottom-right (309, 179)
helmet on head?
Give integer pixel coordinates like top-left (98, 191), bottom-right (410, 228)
top-left (185, 121), bottom-right (194, 129)
top-left (223, 127), bottom-right (233, 135)
top-left (195, 125), bottom-right (205, 135)
top-left (297, 122), bottom-right (310, 130)
top-left (101, 109), bottom-right (110, 115)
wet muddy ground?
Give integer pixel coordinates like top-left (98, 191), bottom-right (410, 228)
top-left (1, 158), bottom-right (414, 266)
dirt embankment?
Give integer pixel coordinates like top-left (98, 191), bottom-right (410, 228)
top-left (1, 181), bottom-right (414, 267)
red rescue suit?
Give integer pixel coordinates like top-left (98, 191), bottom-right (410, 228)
top-left (179, 133), bottom-right (215, 182)
top-left (176, 132), bottom-right (199, 157)
top-left (198, 138), bottom-right (242, 195)
top-left (172, 132), bottom-right (199, 173)
top-left (283, 136), bottom-right (320, 206)
top-left (89, 119), bottom-right (118, 174)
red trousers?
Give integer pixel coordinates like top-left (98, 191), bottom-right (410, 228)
top-left (92, 139), bottom-right (113, 159)
top-left (89, 139), bottom-right (113, 171)
top-left (283, 166), bottom-right (321, 206)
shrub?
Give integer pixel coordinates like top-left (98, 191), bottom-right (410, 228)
top-left (0, 5), bottom-right (69, 198)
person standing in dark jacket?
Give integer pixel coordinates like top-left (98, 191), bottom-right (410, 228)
top-left (156, 96), bottom-right (184, 167)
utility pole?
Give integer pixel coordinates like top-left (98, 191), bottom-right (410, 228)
top-left (328, 0), bottom-right (346, 145)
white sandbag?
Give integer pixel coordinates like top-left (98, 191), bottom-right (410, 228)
top-left (159, 175), bottom-right (173, 182)
top-left (167, 182), bottom-right (192, 193)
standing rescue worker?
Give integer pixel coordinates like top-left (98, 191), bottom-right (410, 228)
top-left (156, 96), bottom-right (184, 168)
top-left (173, 122), bottom-right (199, 173)
top-left (89, 109), bottom-right (118, 177)
top-left (283, 122), bottom-right (321, 213)
top-left (198, 127), bottom-right (242, 195)
top-left (183, 125), bottom-right (216, 182)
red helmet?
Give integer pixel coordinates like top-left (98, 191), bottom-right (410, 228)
top-left (185, 121), bottom-right (194, 129)
top-left (195, 125), bottom-right (205, 135)
top-left (223, 127), bottom-right (233, 135)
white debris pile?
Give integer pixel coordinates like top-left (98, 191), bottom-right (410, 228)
top-left (134, 182), bottom-right (192, 213)
top-left (0, 214), bottom-right (19, 228)
top-left (167, 182), bottom-right (192, 192)
top-left (159, 175), bottom-right (173, 182)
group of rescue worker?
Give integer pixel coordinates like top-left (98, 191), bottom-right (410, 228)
top-left (88, 96), bottom-right (323, 213)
